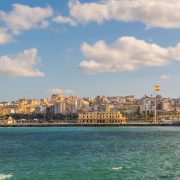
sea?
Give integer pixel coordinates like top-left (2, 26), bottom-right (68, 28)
top-left (0, 127), bottom-right (179, 180)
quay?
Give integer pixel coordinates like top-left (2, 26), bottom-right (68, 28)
top-left (0, 122), bottom-right (180, 127)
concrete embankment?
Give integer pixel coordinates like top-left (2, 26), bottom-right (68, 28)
top-left (0, 122), bottom-right (180, 127)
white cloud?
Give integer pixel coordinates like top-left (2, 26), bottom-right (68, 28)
top-left (68, 0), bottom-right (180, 28)
top-left (0, 28), bottom-right (12, 44)
top-left (48, 88), bottom-right (74, 96)
top-left (161, 75), bottom-right (170, 80)
top-left (53, 15), bottom-right (77, 26)
top-left (79, 36), bottom-right (180, 74)
top-left (0, 4), bottom-right (53, 35)
top-left (0, 48), bottom-right (44, 77)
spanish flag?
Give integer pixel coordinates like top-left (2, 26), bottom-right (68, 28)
top-left (155, 85), bottom-right (160, 91)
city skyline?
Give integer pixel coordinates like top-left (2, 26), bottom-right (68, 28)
top-left (1, 0), bottom-right (180, 101)
top-left (0, 93), bottom-right (179, 103)
top-left (1, 92), bottom-right (179, 123)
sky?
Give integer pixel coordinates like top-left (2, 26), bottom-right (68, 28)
top-left (1, 0), bottom-right (180, 101)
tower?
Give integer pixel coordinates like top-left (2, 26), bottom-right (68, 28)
top-left (105, 103), bottom-right (110, 112)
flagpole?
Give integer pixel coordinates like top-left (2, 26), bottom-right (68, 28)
top-left (155, 92), bottom-right (157, 122)
top-left (154, 85), bottom-right (160, 123)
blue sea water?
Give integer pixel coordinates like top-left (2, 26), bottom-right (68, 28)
top-left (0, 127), bottom-right (179, 180)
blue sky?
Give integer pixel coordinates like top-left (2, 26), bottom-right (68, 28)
top-left (1, 0), bottom-right (180, 101)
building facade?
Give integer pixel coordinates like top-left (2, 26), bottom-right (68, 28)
top-left (54, 102), bottom-right (66, 114)
top-left (78, 103), bottom-right (127, 124)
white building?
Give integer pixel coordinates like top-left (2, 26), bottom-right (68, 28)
top-left (35, 106), bottom-right (46, 114)
top-left (54, 102), bottom-right (66, 114)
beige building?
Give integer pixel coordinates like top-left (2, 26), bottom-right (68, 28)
top-left (3, 117), bottom-right (16, 125)
top-left (78, 111), bottom-right (127, 124)
top-left (78, 103), bottom-right (127, 124)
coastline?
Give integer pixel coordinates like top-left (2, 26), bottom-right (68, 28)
top-left (0, 122), bottom-right (180, 127)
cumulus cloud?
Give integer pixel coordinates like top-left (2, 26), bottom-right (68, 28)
top-left (79, 36), bottom-right (180, 73)
top-left (53, 15), bottom-right (77, 26)
top-left (0, 48), bottom-right (44, 77)
top-left (161, 75), bottom-right (170, 80)
top-left (0, 4), bottom-right (53, 35)
top-left (0, 28), bottom-right (12, 44)
top-left (68, 0), bottom-right (180, 28)
top-left (48, 88), bottom-right (74, 96)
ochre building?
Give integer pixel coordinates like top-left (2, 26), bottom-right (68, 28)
top-left (78, 111), bottom-right (127, 124)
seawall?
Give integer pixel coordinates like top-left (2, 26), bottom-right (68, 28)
top-left (0, 122), bottom-right (180, 127)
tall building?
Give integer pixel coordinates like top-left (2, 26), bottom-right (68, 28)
top-left (54, 102), bottom-right (66, 114)
top-left (105, 103), bottom-right (110, 112)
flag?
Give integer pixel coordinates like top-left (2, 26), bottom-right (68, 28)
top-left (155, 85), bottom-right (160, 91)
